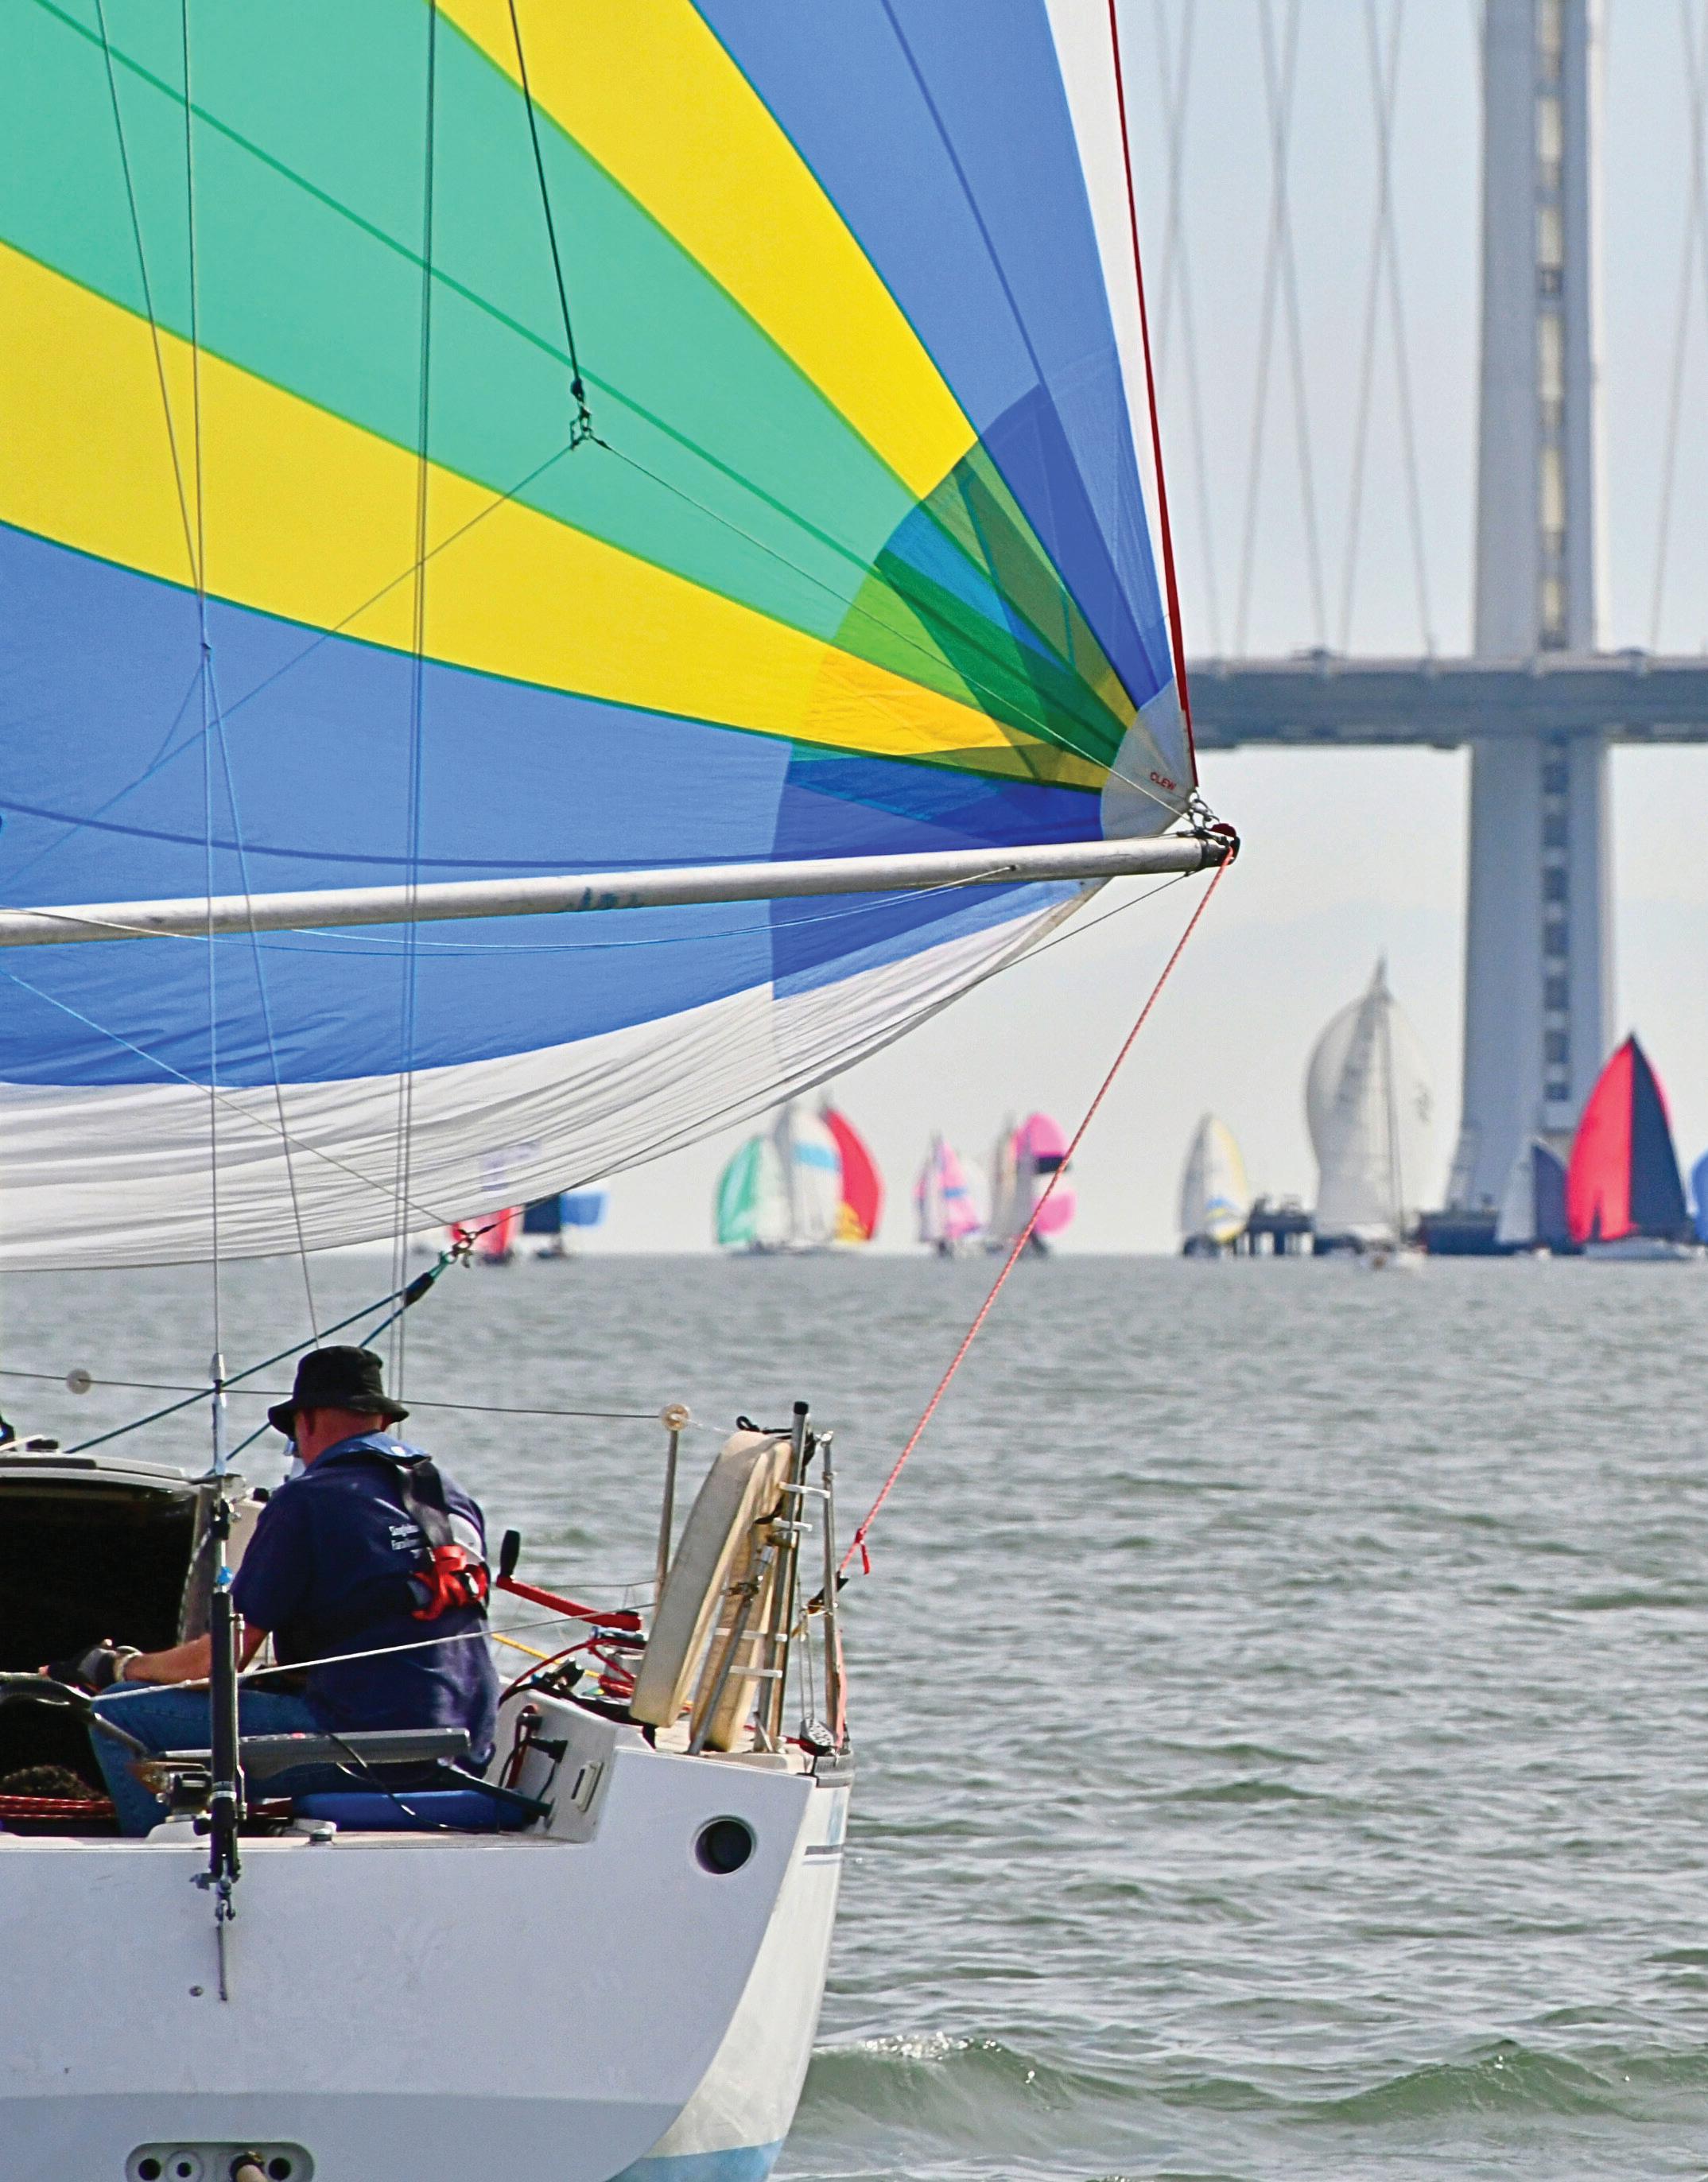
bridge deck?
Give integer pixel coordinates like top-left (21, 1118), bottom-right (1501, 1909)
top-left (1185, 654), bottom-right (1708, 747)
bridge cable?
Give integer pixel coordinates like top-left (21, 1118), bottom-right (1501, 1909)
top-left (1151, 2), bottom-right (1225, 655)
top-left (1238, 0), bottom-right (1326, 653)
top-left (1341, 0), bottom-right (1435, 655)
top-left (1650, 0), bottom-right (1708, 649)
top-left (1109, 0), bottom-right (1199, 748)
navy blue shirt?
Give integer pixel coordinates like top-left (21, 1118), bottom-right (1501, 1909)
top-left (232, 1434), bottom-right (499, 1763)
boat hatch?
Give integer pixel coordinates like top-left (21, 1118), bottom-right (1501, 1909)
top-left (0, 1458), bottom-right (207, 1791)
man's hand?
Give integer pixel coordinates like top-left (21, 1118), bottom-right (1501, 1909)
top-left (41, 1642), bottom-right (139, 1693)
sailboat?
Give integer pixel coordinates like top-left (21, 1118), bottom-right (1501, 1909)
top-left (987, 1113), bottom-right (1077, 1255)
top-left (1493, 1138), bottom-right (1570, 1255)
top-left (1566, 1037), bottom-right (1697, 1259)
top-left (1178, 1114), bottom-right (1249, 1254)
top-left (0, 3), bottom-right (1229, 2173)
top-left (522, 1187), bottom-right (608, 1258)
top-left (715, 1103), bottom-right (844, 1253)
top-left (1694, 1153), bottom-right (1708, 1245)
top-left (821, 1103), bottom-right (883, 1246)
top-left (1306, 962), bottom-right (1435, 1253)
top-left (915, 1135), bottom-right (983, 1256)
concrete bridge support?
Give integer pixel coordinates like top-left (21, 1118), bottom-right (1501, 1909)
top-left (1450, 0), bottom-right (1610, 1209)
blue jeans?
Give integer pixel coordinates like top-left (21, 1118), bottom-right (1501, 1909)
top-left (90, 1683), bottom-right (348, 1837)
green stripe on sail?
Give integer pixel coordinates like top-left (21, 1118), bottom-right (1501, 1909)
top-left (8, 0), bottom-right (1131, 769)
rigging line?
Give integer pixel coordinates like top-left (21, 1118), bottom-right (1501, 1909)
top-left (1341, 0), bottom-right (1404, 651)
top-left (611, 852), bottom-right (1212, 1194)
top-left (180, 0), bottom-right (222, 1369)
top-left (204, 658), bottom-right (320, 1338)
top-left (871, 0), bottom-right (1174, 744)
top-left (0, 1365), bottom-right (663, 1421)
top-left (53, 0), bottom-right (1079, 712)
top-left (91, 0), bottom-right (196, 588)
top-left (596, 439), bottom-right (1168, 808)
top-left (584, 889), bottom-right (1098, 1186)
top-left (59, 30), bottom-right (1143, 796)
top-left (0, 969), bottom-right (454, 1234)
top-left (393, 0), bottom-right (439, 1391)
top-left (1652, 0), bottom-right (1708, 646)
top-left (1157, 6), bottom-right (1225, 659)
top-left (65, 1258), bottom-right (456, 1454)
top-left (1108, 0), bottom-right (1198, 759)
top-left (507, 0), bottom-right (595, 447)
top-left (841, 853), bottom-right (1232, 1579)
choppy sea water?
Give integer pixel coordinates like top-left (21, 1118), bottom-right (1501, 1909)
top-left (12, 1251), bottom-right (1708, 2180)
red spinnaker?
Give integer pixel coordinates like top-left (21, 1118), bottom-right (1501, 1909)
top-left (1566, 1035), bottom-right (1688, 1243)
top-left (823, 1106), bottom-right (883, 1244)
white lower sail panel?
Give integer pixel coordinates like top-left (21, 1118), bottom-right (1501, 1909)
top-left (0, 895), bottom-right (1081, 1267)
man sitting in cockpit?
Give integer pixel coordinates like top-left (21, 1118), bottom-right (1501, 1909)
top-left (56, 1346), bottom-right (498, 1835)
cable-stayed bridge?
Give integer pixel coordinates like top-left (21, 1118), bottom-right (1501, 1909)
top-left (1139, 0), bottom-right (1708, 1219)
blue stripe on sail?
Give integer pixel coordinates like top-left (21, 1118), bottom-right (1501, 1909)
top-left (0, 526), bottom-right (1073, 1088)
top-left (700, 1), bottom-right (1173, 720)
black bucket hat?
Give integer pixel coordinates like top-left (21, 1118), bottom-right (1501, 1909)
top-left (268, 1345), bottom-right (409, 1438)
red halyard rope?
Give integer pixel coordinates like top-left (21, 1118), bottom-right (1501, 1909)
top-left (841, 856), bottom-right (1232, 1579)
top-left (1107, 0), bottom-right (1198, 769)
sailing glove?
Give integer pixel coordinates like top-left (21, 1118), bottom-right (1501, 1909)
top-left (42, 1642), bottom-right (139, 1692)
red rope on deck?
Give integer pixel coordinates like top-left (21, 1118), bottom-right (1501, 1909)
top-left (841, 857), bottom-right (1232, 1579)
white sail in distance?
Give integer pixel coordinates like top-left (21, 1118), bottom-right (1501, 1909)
top-left (1306, 963), bottom-right (1435, 1243)
top-left (1179, 1115), bottom-right (1250, 1248)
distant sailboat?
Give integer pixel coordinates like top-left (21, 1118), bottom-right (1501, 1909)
top-left (1306, 961), bottom-right (1434, 1249)
top-left (821, 1103), bottom-right (883, 1245)
top-left (915, 1136), bottom-right (982, 1256)
top-left (716, 1102), bottom-right (843, 1252)
top-left (1566, 1036), bottom-right (1695, 1258)
top-left (1494, 1139), bottom-right (1570, 1254)
top-left (522, 1188), bottom-right (608, 1259)
top-left (1694, 1152), bottom-right (1708, 1244)
top-left (988, 1112), bottom-right (1075, 1255)
top-left (474, 1204), bottom-right (521, 1266)
top-left (1179, 1115), bottom-right (1250, 1254)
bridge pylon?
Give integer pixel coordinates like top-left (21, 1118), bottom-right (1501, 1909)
top-left (1451, 0), bottom-right (1609, 1209)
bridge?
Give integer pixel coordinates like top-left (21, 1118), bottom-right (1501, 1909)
top-left (1148, 0), bottom-right (1708, 1213)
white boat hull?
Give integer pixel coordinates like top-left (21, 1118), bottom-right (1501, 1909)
top-left (0, 1701), bottom-right (848, 2182)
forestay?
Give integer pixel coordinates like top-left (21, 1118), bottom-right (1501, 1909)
top-left (0, 1), bottom-right (1195, 1265)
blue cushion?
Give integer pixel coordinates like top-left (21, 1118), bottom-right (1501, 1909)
top-left (293, 1788), bottom-right (536, 1832)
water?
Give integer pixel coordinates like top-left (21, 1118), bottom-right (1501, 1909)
top-left (12, 1251), bottom-right (1708, 2179)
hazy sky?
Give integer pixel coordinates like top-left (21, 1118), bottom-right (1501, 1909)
top-left (603, 2), bottom-right (1708, 1254)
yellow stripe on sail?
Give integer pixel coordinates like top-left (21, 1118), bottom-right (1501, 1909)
top-left (0, 246), bottom-right (1102, 786)
top-left (438, 0), bottom-right (977, 507)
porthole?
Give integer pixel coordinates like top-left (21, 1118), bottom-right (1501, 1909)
top-left (695, 1816), bottom-right (755, 1873)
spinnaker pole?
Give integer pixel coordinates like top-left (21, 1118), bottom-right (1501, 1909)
top-left (0, 833), bottom-right (1234, 949)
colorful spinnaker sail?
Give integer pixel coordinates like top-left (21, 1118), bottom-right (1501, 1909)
top-left (915, 1135), bottom-right (982, 1251)
top-left (1306, 962), bottom-right (1434, 1244)
top-left (1566, 1037), bottom-right (1690, 1245)
top-left (0, 3), bottom-right (1193, 1265)
top-left (822, 1105), bottom-right (883, 1246)
top-left (716, 1102), bottom-right (844, 1251)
